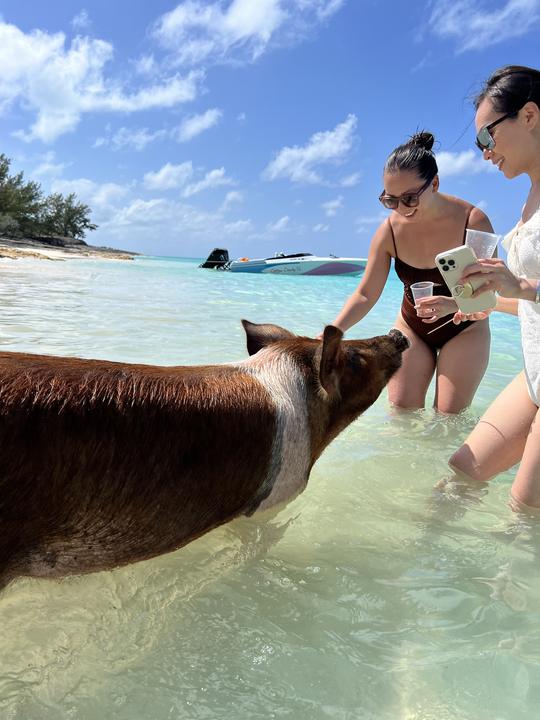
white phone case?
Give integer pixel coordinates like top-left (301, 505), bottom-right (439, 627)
top-left (435, 245), bottom-right (497, 314)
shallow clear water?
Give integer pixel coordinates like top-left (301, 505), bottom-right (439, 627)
top-left (1, 256), bottom-right (538, 720)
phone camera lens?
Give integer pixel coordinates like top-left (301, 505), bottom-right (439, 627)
top-left (439, 259), bottom-right (446, 265)
top-left (448, 259), bottom-right (455, 266)
top-left (442, 265), bottom-right (449, 271)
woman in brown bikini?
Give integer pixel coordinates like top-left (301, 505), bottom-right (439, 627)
top-left (327, 131), bottom-right (494, 414)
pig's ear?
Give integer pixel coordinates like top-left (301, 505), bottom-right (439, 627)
top-left (242, 319), bottom-right (295, 356)
top-left (319, 325), bottom-right (344, 394)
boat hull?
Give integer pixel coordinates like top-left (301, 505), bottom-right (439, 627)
top-left (229, 258), bottom-right (366, 276)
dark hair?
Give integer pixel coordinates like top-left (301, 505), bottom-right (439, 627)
top-left (384, 131), bottom-right (438, 182)
top-left (474, 65), bottom-right (540, 113)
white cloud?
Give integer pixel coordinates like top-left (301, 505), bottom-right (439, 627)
top-left (224, 219), bottom-right (253, 234)
top-left (72, 10), bottom-right (91, 31)
top-left (144, 162), bottom-right (194, 190)
top-left (313, 223), bottom-right (330, 232)
top-left (94, 112), bottom-right (222, 151)
top-left (267, 215), bottom-right (290, 232)
top-left (153, 0), bottom-right (345, 67)
top-left (322, 195), bottom-right (343, 217)
top-left (436, 150), bottom-right (494, 176)
top-left (177, 108), bottom-right (222, 141)
top-left (91, 183), bottom-right (131, 208)
top-left (33, 151), bottom-right (67, 177)
top-left (340, 171), bottom-right (361, 187)
top-left (51, 178), bottom-right (128, 205)
top-left (0, 21), bottom-right (202, 143)
top-left (40, 172), bottom-right (249, 255)
top-left (94, 195), bottom-right (253, 255)
top-left (84, 71), bottom-right (201, 113)
top-left (95, 126), bottom-right (168, 151)
top-left (411, 53), bottom-right (432, 74)
top-left (313, 0), bottom-right (347, 20)
top-left (263, 114), bottom-right (357, 184)
top-left (154, 0), bottom-right (284, 66)
top-left (428, 0), bottom-right (540, 53)
top-left (221, 190), bottom-right (244, 211)
top-left (356, 212), bottom-right (387, 233)
top-left (134, 54), bottom-right (158, 76)
top-left (110, 198), bottom-right (170, 227)
top-left (183, 167), bottom-right (235, 197)
top-left (50, 178), bottom-right (129, 223)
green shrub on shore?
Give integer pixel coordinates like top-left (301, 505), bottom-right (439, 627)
top-left (0, 154), bottom-right (97, 240)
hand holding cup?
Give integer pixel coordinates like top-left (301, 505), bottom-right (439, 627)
top-left (411, 281), bottom-right (437, 322)
top-left (411, 282), bottom-right (458, 323)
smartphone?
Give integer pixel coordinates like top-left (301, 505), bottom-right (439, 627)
top-left (435, 245), bottom-right (497, 314)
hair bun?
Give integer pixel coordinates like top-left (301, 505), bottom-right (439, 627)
top-left (409, 131), bottom-right (435, 151)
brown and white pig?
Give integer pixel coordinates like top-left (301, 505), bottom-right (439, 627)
top-left (0, 321), bottom-right (408, 588)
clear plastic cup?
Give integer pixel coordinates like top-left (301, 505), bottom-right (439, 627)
top-left (410, 281), bottom-right (435, 303)
top-left (465, 229), bottom-right (501, 259)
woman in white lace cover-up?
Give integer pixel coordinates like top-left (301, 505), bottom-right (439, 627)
top-left (448, 65), bottom-right (540, 509)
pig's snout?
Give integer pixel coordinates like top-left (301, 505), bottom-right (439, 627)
top-left (388, 328), bottom-right (409, 352)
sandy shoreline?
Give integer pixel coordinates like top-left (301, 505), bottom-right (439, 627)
top-left (0, 237), bottom-right (138, 262)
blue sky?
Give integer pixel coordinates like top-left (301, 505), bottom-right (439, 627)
top-left (1, 0), bottom-right (539, 259)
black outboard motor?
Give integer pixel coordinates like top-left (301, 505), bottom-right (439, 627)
top-left (199, 248), bottom-right (230, 269)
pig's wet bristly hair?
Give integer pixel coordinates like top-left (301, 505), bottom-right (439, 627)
top-left (473, 65), bottom-right (540, 113)
top-left (384, 131), bottom-right (438, 182)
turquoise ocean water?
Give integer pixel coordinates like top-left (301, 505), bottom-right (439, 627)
top-left (0, 255), bottom-right (538, 720)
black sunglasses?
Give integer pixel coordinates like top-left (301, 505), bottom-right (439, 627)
top-left (378, 176), bottom-right (433, 210)
top-left (475, 112), bottom-right (517, 151)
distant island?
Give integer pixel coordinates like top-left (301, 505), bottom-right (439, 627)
top-left (0, 153), bottom-right (137, 261)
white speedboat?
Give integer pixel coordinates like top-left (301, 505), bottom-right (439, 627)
top-left (200, 249), bottom-right (367, 276)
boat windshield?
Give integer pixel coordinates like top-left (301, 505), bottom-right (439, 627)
top-left (266, 252), bottom-right (313, 260)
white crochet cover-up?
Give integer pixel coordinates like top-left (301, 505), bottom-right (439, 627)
top-left (502, 204), bottom-right (540, 407)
